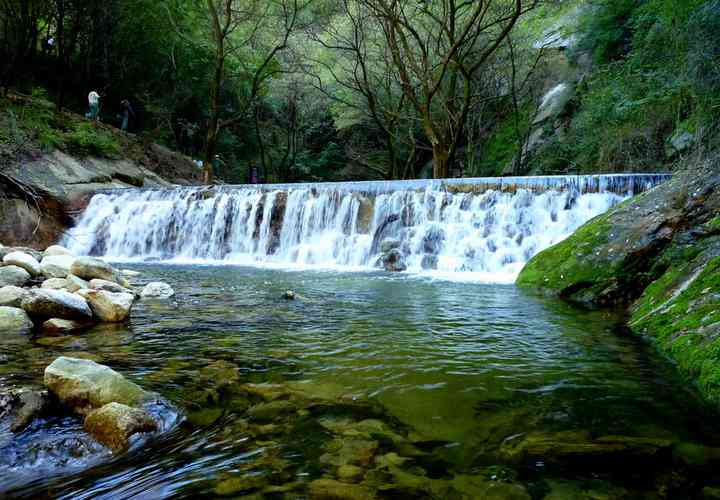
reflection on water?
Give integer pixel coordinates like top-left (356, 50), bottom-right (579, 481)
top-left (1, 264), bottom-right (719, 498)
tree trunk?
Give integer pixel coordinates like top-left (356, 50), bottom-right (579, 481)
top-left (432, 143), bottom-right (450, 179)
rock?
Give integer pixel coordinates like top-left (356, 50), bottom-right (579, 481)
top-left (89, 278), bottom-right (135, 295)
top-left (533, 82), bottom-right (575, 125)
top-left (40, 255), bottom-right (77, 278)
top-left (44, 356), bottom-right (150, 413)
top-left (0, 265), bottom-right (31, 287)
top-left (71, 257), bottom-right (126, 285)
top-left (667, 129), bottom-right (695, 157)
top-left (0, 246), bottom-right (43, 262)
top-left (3, 251), bottom-right (42, 276)
top-left (76, 289), bottom-right (135, 322)
top-left (43, 318), bottom-right (93, 335)
top-left (214, 474), bottom-right (270, 496)
top-left (422, 226), bottom-right (445, 255)
top-left (140, 282), bottom-right (175, 299)
top-left (45, 245), bottom-right (73, 257)
top-left (308, 479), bottom-right (374, 500)
top-left (247, 400), bottom-right (296, 422)
top-left (421, 254), bottom-right (438, 270)
top-left (0, 306), bottom-right (33, 334)
top-left (42, 277), bottom-right (69, 290)
top-left (83, 402), bottom-right (157, 451)
top-left (0, 387), bottom-right (54, 433)
top-left (379, 238), bottom-right (401, 254)
top-left (21, 289), bottom-right (93, 320)
top-left (320, 439), bottom-right (378, 468)
top-left (0, 285), bottom-right (29, 307)
top-left (382, 248), bottom-right (407, 272)
top-left (282, 290), bottom-right (296, 300)
top-left (66, 274), bottom-right (90, 292)
top-left (121, 269), bottom-right (141, 277)
top-left (356, 196), bottom-right (374, 234)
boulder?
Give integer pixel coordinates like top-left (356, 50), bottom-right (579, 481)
top-left (40, 255), bottom-right (77, 278)
top-left (45, 245), bottom-right (73, 257)
top-left (44, 356), bottom-right (150, 413)
top-left (0, 306), bottom-right (33, 334)
top-left (83, 402), bottom-right (157, 451)
top-left (382, 248), bottom-right (407, 272)
top-left (43, 318), bottom-right (93, 335)
top-left (71, 257), bottom-right (126, 285)
top-left (0, 387), bottom-right (54, 433)
top-left (121, 269), bottom-right (141, 277)
top-left (66, 274), bottom-right (90, 292)
top-left (0, 265), bottom-right (31, 287)
top-left (0, 246), bottom-right (43, 262)
top-left (379, 238), bottom-right (401, 254)
top-left (0, 285), bottom-right (29, 307)
top-left (3, 251), bottom-right (41, 276)
top-left (41, 277), bottom-right (69, 290)
top-left (89, 279), bottom-right (135, 295)
top-left (140, 282), bottom-right (175, 299)
top-left (21, 289), bottom-right (93, 320)
top-left (76, 289), bottom-right (134, 322)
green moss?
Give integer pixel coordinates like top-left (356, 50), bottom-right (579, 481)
top-left (516, 210), bottom-right (617, 294)
top-left (630, 256), bottom-right (720, 404)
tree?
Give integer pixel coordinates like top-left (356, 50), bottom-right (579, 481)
top-left (358, 0), bottom-right (539, 178)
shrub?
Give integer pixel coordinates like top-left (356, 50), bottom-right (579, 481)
top-left (66, 123), bottom-right (121, 157)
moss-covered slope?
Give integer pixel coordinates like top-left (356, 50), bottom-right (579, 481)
top-left (517, 160), bottom-right (720, 403)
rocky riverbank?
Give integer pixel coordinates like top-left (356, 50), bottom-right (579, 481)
top-left (517, 155), bottom-right (720, 406)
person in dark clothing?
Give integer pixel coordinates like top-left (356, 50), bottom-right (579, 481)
top-left (120, 99), bottom-right (135, 132)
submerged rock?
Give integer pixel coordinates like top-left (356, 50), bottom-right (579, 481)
top-left (83, 402), bottom-right (157, 451)
top-left (3, 251), bottom-right (41, 276)
top-left (140, 282), bottom-right (175, 299)
top-left (0, 306), bottom-right (33, 334)
top-left (42, 318), bottom-right (93, 335)
top-left (382, 248), bottom-right (407, 272)
top-left (40, 255), bottom-right (77, 278)
top-left (0, 265), bottom-right (31, 287)
top-left (0, 387), bottom-right (54, 433)
top-left (309, 479), bottom-right (374, 500)
top-left (0, 285), bottom-right (29, 307)
top-left (21, 289), bottom-right (93, 320)
top-left (282, 290), bottom-right (296, 300)
top-left (247, 400), bottom-right (296, 422)
top-left (44, 356), bottom-right (150, 413)
top-left (76, 289), bottom-right (135, 322)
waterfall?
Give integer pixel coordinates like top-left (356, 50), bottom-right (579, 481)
top-left (64, 174), bottom-right (671, 282)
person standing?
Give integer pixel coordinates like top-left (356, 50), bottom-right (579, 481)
top-left (86, 90), bottom-right (100, 121)
top-left (120, 99), bottom-right (135, 132)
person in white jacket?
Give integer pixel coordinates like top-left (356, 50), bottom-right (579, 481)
top-left (86, 90), bottom-right (100, 120)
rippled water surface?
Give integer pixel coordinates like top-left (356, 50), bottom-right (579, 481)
top-left (2, 264), bottom-right (720, 498)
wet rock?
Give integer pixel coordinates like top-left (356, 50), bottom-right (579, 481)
top-left (21, 289), bottom-right (93, 320)
top-left (0, 265), bottom-right (31, 287)
top-left (0, 246), bottom-right (43, 262)
top-left (42, 318), bottom-right (93, 335)
top-left (422, 226), bottom-right (445, 255)
top-left (40, 255), bottom-right (76, 278)
top-left (121, 269), bottom-right (141, 277)
top-left (0, 285), bottom-right (29, 307)
top-left (247, 400), bottom-right (296, 422)
top-left (382, 249), bottom-right (407, 272)
top-left (379, 238), bottom-right (401, 254)
top-left (45, 245), bottom-right (73, 257)
top-left (498, 431), bottom-right (672, 469)
top-left (71, 257), bottom-right (125, 285)
top-left (0, 387), bottom-right (54, 433)
top-left (77, 289), bottom-right (135, 322)
top-left (370, 214), bottom-right (400, 254)
top-left (356, 196), bottom-right (374, 234)
top-left (214, 474), bottom-right (269, 496)
top-left (320, 438), bottom-right (378, 468)
top-left (3, 251), bottom-right (41, 276)
top-left (83, 402), bottom-right (157, 451)
top-left (140, 281), bottom-right (175, 299)
top-left (89, 279), bottom-right (135, 295)
top-left (42, 277), bottom-right (69, 290)
top-left (44, 356), bottom-right (150, 413)
top-left (66, 274), bottom-right (90, 292)
top-left (283, 290), bottom-right (296, 300)
top-left (309, 478), bottom-right (374, 500)
top-left (0, 306), bottom-right (33, 334)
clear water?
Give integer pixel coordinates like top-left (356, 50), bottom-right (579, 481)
top-left (2, 264), bottom-right (719, 498)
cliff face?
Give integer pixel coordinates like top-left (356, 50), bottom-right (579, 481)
top-left (517, 156), bottom-right (720, 404)
top-left (0, 146), bottom-right (201, 249)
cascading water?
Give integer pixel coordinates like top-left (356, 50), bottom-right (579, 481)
top-left (64, 174), bottom-right (671, 282)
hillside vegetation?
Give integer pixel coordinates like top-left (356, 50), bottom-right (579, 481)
top-left (1, 0), bottom-right (718, 183)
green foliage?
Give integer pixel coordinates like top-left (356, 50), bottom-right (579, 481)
top-left (66, 123), bottom-right (122, 158)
